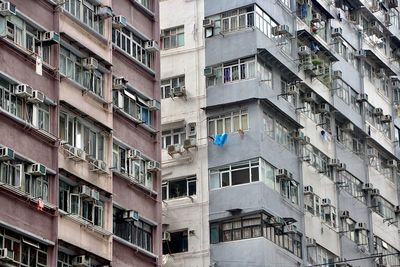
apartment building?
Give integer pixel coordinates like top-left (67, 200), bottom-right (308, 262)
top-left (159, 0), bottom-right (209, 266)
top-left (0, 0), bottom-right (161, 266)
top-left (161, 0), bottom-right (400, 266)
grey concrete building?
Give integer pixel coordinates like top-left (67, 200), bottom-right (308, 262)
top-left (162, 0), bottom-right (400, 266)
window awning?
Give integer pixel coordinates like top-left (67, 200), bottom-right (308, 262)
top-left (297, 29), bottom-right (339, 62)
top-left (365, 50), bottom-right (397, 76)
top-left (161, 119), bottom-right (186, 131)
top-left (257, 48), bottom-right (302, 82)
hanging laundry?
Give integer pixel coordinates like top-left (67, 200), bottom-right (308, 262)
top-left (300, 4), bottom-right (308, 19)
top-left (214, 133), bottom-right (228, 147)
top-left (309, 41), bottom-right (320, 53)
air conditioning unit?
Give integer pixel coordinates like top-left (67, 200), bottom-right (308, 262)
top-left (78, 185), bottom-right (92, 198)
top-left (381, 114), bottom-right (392, 123)
top-left (342, 122), bottom-right (354, 132)
top-left (316, 103), bottom-right (330, 113)
top-left (15, 84), bottom-right (33, 98)
top-left (291, 130), bottom-right (305, 140)
top-left (331, 27), bottom-right (343, 37)
top-left (40, 31), bottom-right (60, 44)
top-left (162, 231), bottom-right (171, 241)
top-left (167, 144), bottom-right (181, 155)
top-left (27, 163), bottom-right (46, 176)
top-left (321, 198), bottom-right (332, 206)
top-left (355, 222), bottom-right (367, 230)
top-left (148, 99), bottom-right (161, 111)
top-left (72, 255), bottom-right (90, 267)
top-left (392, 79), bottom-right (400, 90)
top-left (276, 168), bottom-right (293, 180)
top-left (373, 107), bottom-right (383, 116)
top-left (82, 57), bottom-right (98, 70)
top-left (91, 160), bottom-right (107, 173)
top-left (96, 6), bottom-right (113, 19)
top-left (348, 12), bottom-right (358, 23)
top-left (388, 0), bottom-right (398, 8)
top-left (0, 147), bottom-right (14, 161)
top-left (303, 92), bottom-right (317, 103)
top-left (272, 25), bottom-right (290, 36)
top-left (0, 248), bottom-right (14, 262)
top-left (203, 18), bottom-right (214, 28)
top-left (112, 15), bottom-right (127, 29)
top-left (302, 136), bottom-right (311, 145)
top-left (369, 21), bottom-right (383, 33)
top-left (128, 149), bottom-right (142, 160)
top-left (354, 50), bottom-right (367, 58)
top-left (328, 158), bottom-right (341, 167)
top-left (171, 86), bottom-right (186, 97)
top-left (362, 183), bottom-right (374, 191)
top-left (204, 67), bottom-right (214, 77)
top-left (356, 93), bottom-right (368, 102)
top-left (285, 84), bottom-right (298, 95)
top-left (283, 224), bottom-right (297, 234)
top-left (147, 160), bottom-right (161, 172)
top-left (387, 159), bottom-right (397, 169)
top-left (304, 185), bottom-right (314, 194)
top-left (0, 2), bottom-right (16, 16)
top-left (144, 40), bottom-right (159, 52)
top-left (183, 138), bottom-right (196, 149)
top-left (337, 163), bottom-right (346, 171)
top-left (384, 13), bottom-right (392, 26)
top-left (306, 237), bottom-right (317, 247)
top-left (91, 189), bottom-right (100, 201)
top-left (333, 70), bottom-right (342, 79)
top-left (123, 210), bottom-right (140, 221)
top-left (28, 90), bottom-right (44, 103)
top-left (371, 188), bottom-right (380, 196)
top-left (312, 13), bottom-right (322, 22)
top-left (340, 210), bottom-right (350, 218)
top-left (113, 77), bottom-right (127, 90)
top-left (298, 46), bottom-right (311, 56)
top-left (367, 147), bottom-right (378, 158)
top-left (67, 146), bottom-right (86, 161)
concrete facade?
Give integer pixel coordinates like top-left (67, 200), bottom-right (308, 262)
top-left (0, 0), bottom-right (161, 266)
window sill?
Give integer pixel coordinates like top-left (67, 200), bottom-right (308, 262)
top-left (113, 235), bottom-right (158, 259)
top-left (60, 10), bottom-right (108, 46)
top-left (162, 195), bottom-right (197, 204)
top-left (113, 105), bottom-right (158, 134)
top-left (112, 45), bottom-right (156, 76)
top-left (1, 38), bottom-right (57, 72)
top-left (60, 75), bottom-right (107, 105)
top-left (112, 170), bottom-right (157, 196)
top-left (59, 209), bottom-right (112, 237)
top-left (0, 183), bottom-right (57, 211)
top-left (130, 0), bottom-right (155, 19)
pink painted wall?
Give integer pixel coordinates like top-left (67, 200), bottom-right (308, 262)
top-left (113, 240), bottom-right (157, 267)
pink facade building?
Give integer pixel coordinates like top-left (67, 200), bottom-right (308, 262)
top-left (0, 0), bottom-right (161, 266)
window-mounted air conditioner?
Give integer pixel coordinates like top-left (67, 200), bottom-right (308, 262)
top-left (78, 185), bottom-right (92, 198)
top-left (387, 159), bottom-right (398, 169)
top-left (144, 40), bottom-right (159, 52)
top-left (203, 18), bottom-right (214, 28)
top-left (66, 145), bottom-right (86, 161)
top-left (298, 46), bottom-right (311, 56)
top-left (283, 224), bottom-right (297, 234)
top-left (342, 122), bottom-right (354, 132)
top-left (381, 114), bottom-right (392, 123)
top-left (272, 25), bottom-right (290, 36)
top-left (316, 103), bottom-right (330, 113)
top-left (285, 84), bottom-right (298, 95)
top-left (91, 159), bottom-right (107, 173)
top-left (275, 168), bottom-right (293, 180)
top-left (371, 188), bottom-right (380, 196)
top-left (373, 107), bottom-right (383, 116)
top-left (356, 93), bottom-right (368, 102)
top-left (354, 50), bottom-right (367, 58)
top-left (312, 13), bottom-right (322, 22)
top-left (27, 163), bottom-right (46, 176)
top-left (96, 6), bottom-right (113, 19)
top-left (332, 70), bottom-right (342, 79)
top-left (204, 67), bottom-right (214, 77)
top-left (337, 163), bottom-right (346, 171)
top-left (113, 77), bottom-right (128, 90)
top-left (0, 147), bottom-right (14, 161)
top-left (355, 222), bottom-right (367, 230)
top-left (112, 15), bottom-right (127, 29)
top-left (304, 185), bottom-right (313, 194)
top-left (72, 255), bottom-right (90, 267)
top-left (148, 99), bottom-right (161, 111)
top-left (331, 27), bottom-right (343, 37)
top-left (362, 183), bottom-right (374, 191)
top-left (123, 210), bottom-right (140, 221)
top-left (367, 148), bottom-right (378, 158)
top-left (147, 160), bottom-right (161, 172)
top-left (15, 84), bottom-right (33, 98)
top-left (162, 231), bottom-right (171, 241)
top-left (340, 210), bottom-right (350, 218)
top-left (91, 189), bottom-right (100, 201)
top-left (128, 149), bottom-right (142, 160)
top-left (303, 92), bottom-right (317, 103)
top-left (28, 90), bottom-right (44, 104)
top-left (321, 198), bottom-right (332, 206)
top-left (0, 2), bottom-right (16, 17)
top-left (328, 158), bottom-right (341, 167)
top-left (40, 31), bottom-right (60, 45)
top-left (82, 57), bottom-right (98, 70)
top-left (0, 248), bottom-right (14, 262)
top-left (167, 144), bottom-right (181, 155)
top-left (171, 86), bottom-right (186, 97)
top-left (183, 138), bottom-right (196, 149)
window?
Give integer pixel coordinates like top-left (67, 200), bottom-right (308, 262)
top-left (136, 0), bottom-right (152, 11)
top-left (263, 112), bottom-right (296, 153)
top-left (59, 180), bottom-right (104, 228)
top-left (340, 217), bottom-right (356, 241)
top-left (59, 47), bottom-right (104, 98)
top-left (371, 195), bottom-right (397, 223)
top-left (307, 244), bottom-right (337, 266)
top-left (59, 111), bottom-right (106, 161)
top-left (338, 171), bottom-right (365, 203)
top-left (304, 193), bottom-right (321, 216)
top-left (303, 145), bottom-right (332, 179)
top-left (112, 143), bottom-right (154, 189)
top-left (112, 27), bottom-right (155, 69)
top-left (161, 26), bottom-right (184, 49)
top-left (4, 15), bottom-right (51, 64)
top-left (208, 109), bottom-right (248, 136)
top-left (374, 236), bottom-right (400, 267)
top-left (350, 90), bottom-right (361, 114)
top-left (63, 0), bottom-right (104, 34)
top-left (210, 212), bottom-right (302, 258)
top-left (162, 176), bottom-right (196, 200)
top-left (163, 230), bottom-right (188, 254)
top-left (113, 207), bottom-right (153, 252)
top-left (333, 37), bottom-right (357, 69)
top-left (333, 79), bottom-right (350, 104)
top-left (0, 227), bottom-right (48, 267)
top-left (206, 57), bottom-right (256, 87)
top-left (0, 79), bottom-right (51, 132)
top-left (161, 76), bottom-right (185, 99)
top-left (161, 128), bottom-right (186, 149)
top-left (0, 161), bottom-right (49, 202)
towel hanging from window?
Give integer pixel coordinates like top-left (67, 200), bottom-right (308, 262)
top-left (214, 133), bottom-right (228, 146)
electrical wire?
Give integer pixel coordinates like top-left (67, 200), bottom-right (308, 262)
top-left (309, 252), bottom-right (400, 267)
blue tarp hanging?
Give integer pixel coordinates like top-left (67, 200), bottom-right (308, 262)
top-left (214, 133), bottom-right (228, 146)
